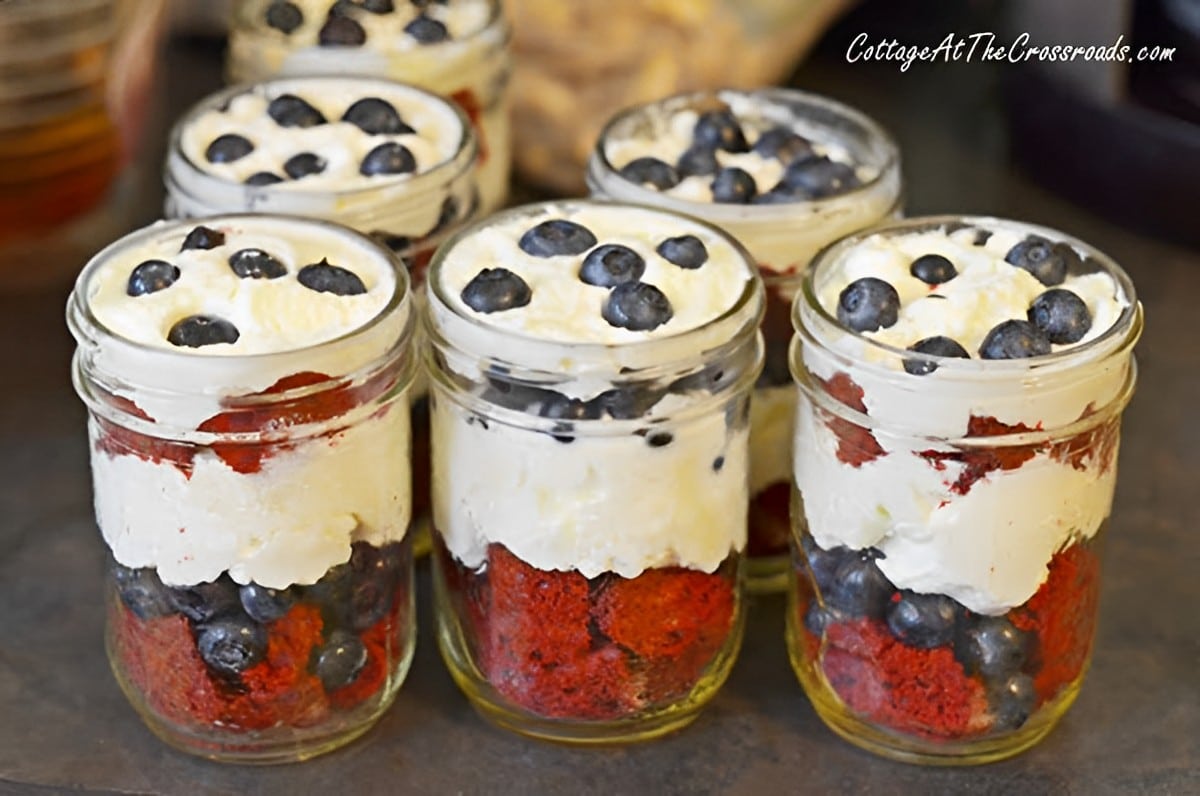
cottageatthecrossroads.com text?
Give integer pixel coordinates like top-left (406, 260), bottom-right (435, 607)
top-left (846, 32), bottom-right (1176, 72)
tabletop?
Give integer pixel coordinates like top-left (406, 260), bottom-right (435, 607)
top-left (1, 5), bottom-right (1197, 795)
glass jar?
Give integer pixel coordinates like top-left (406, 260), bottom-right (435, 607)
top-left (226, 0), bottom-right (511, 214)
top-left (67, 214), bottom-right (418, 763)
top-left (786, 216), bottom-right (1142, 764)
top-left (424, 200), bottom-right (764, 743)
top-left (587, 88), bottom-right (902, 592)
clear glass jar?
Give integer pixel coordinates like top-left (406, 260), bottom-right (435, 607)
top-left (226, 0), bottom-right (511, 214)
top-left (67, 214), bottom-right (418, 763)
top-left (424, 200), bottom-right (764, 743)
top-left (786, 216), bottom-right (1142, 764)
top-left (587, 88), bottom-right (902, 592)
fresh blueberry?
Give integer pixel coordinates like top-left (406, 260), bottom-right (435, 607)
top-left (990, 673), bottom-right (1038, 731)
top-left (480, 375), bottom-right (557, 413)
top-left (359, 142), bottom-right (416, 176)
top-left (360, 0), bottom-right (395, 12)
top-left (167, 315), bottom-right (240, 348)
top-left (298, 259), bottom-right (368, 295)
top-left (825, 549), bottom-right (894, 619)
top-left (166, 576), bottom-right (241, 622)
top-left (751, 187), bottom-right (799, 205)
top-left (973, 229), bottom-right (993, 246)
top-left (327, 0), bottom-right (357, 17)
top-left (799, 535), bottom-right (855, 593)
top-left (676, 144), bottom-right (718, 177)
top-left (955, 615), bottom-right (1031, 679)
top-left (778, 155), bottom-right (860, 199)
top-left (267, 93), bottom-right (326, 128)
top-left (228, 248), bottom-right (287, 280)
top-left (370, 230), bottom-right (412, 254)
top-left (313, 629), bottom-right (368, 691)
top-left (461, 267), bottom-right (531, 313)
top-left (618, 156), bottom-right (680, 190)
top-left (238, 583), bottom-right (294, 624)
top-left (886, 591), bottom-right (960, 648)
top-left (347, 542), bottom-right (400, 630)
top-left (181, 225), bottom-right (225, 251)
top-left (303, 563), bottom-right (353, 628)
top-left (244, 171), bottom-right (284, 186)
top-left (710, 166), bottom-right (757, 204)
top-left (1027, 289), bottom-right (1092, 344)
top-left (265, 1), bottom-right (304, 33)
top-left (837, 277), bottom-right (900, 332)
top-left (804, 602), bottom-right (848, 636)
top-left (112, 564), bottom-right (173, 620)
top-left (539, 392), bottom-right (602, 443)
top-left (1004, 235), bottom-right (1073, 286)
top-left (126, 259), bottom-right (180, 297)
top-left (656, 234), bottom-right (708, 269)
top-left (341, 97), bottom-right (412, 135)
top-left (903, 335), bottom-right (970, 376)
top-left (579, 244), bottom-right (645, 288)
top-left (283, 152), bottom-right (326, 179)
top-left (909, 253), bottom-right (958, 285)
top-left (205, 133), bottom-right (254, 164)
top-left (405, 14), bottom-right (449, 43)
top-left (645, 430), bottom-right (673, 448)
top-left (518, 219), bottom-right (597, 257)
top-left (602, 281), bottom-right (673, 331)
top-left (593, 386), bottom-right (664, 419)
top-left (693, 109), bottom-right (749, 153)
top-left (196, 616), bottom-right (268, 679)
top-left (752, 126), bottom-right (813, 164)
top-left (319, 14), bottom-right (367, 46)
top-left (979, 319), bottom-right (1051, 360)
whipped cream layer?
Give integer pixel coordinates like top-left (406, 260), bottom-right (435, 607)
top-left (794, 217), bottom-right (1137, 615)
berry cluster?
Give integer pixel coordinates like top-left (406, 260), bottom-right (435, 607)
top-left (264, 1), bottom-right (457, 48)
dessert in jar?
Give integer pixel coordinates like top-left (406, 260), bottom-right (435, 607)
top-left (226, 0), bottom-right (511, 214)
top-left (424, 200), bottom-right (764, 743)
top-left (67, 214), bottom-right (418, 763)
top-left (587, 88), bottom-right (901, 592)
top-left (787, 216), bottom-right (1142, 764)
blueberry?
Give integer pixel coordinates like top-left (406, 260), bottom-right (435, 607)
top-left (347, 542), bottom-right (400, 630)
top-left (518, 219), bottom-right (597, 257)
top-left (973, 229), bottom-right (993, 246)
top-left (166, 576), bottom-right (241, 622)
top-left (886, 591), bottom-right (960, 648)
top-left (837, 277), bottom-right (900, 332)
top-left (181, 225), bottom-right (225, 252)
top-left (267, 93), bottom-right (326, 128)
top-left (1004, 235), bottom-right (1072, 287)
top-left (804, 602), bottom-right (848, 636)
top-left (319, 15), bottom-right (366, 46)
top-left (593, 386), bottom-right (664, 419)
top-left (579, 244), bottom-right (645, 288)
top-left (955, 616), bottom-right (1031, 679)
top-left (990, 673), bottom-right (1038, 731)
top-left (480, 376), bottom-right (557, 413)
top-left (909, 253), bottom-right (958, 285)
top-left (539, 392), bottom-right (602, 443)
top-left (167, 315), bottom-right (240, 348)
top-left (298, 259), bottom-right (368, 295)
top-left (618, 156), bottom-right (680, 190)
top-left (360, 142), bottom-right (416, 176)
top-left (825, 549), bottom-right (894, 619)
top-left (676, 144), bottom-right (718, 177)
top-left (602, 281), bottom-right (673, 331)
top-left (693, 109), bottom-right (749, 153)
top-left (370, 230), bottom-right (412, 254)
top-left (126, 259), bottom-right (180, 297)
top-left (903, 335), bottom-right (970, 375)
top-left (645, 431), bottom-right (673, 448)
top-left (751, 187), bottom-right (798, 205)
top-left (283, 152), bottom-right (326, 179)
top-left (461, 267), bottom-right (531, 313)
top-left (341, 97), bottom-right (412, 135)
top-left (204, 133), bottom-right (254, 164)
top-left (360, 0), bottom-right (395, 12)
top-left (239, 583), bottom-right (294, 624)
top-left (196, 616), bottom-right (268, 679)
top-left (313, 629), bottom-right (368, 691)
top-left (778, 155), bottom-right (860, 199)
top-left (799, 535), bottom-right (855, 593)
top-left (265, 1), bottom-right (303, 33)
top-left (405, 14), bottom-right (449, 43)
top-left (303, 563), bottom-right (353, 629)
top-left (710, 166), bottom-right (757, 204)
top-left (244, 171), bottom-right (284, 186)
top-left (979, 319), bottom-right (1051, 360)
top-left (656, 234), bottom-right (708, 269)
top-left (112, 564), bottom-right (173, 620)
top-left (1027, 289), bottom-right (1092, 344)
top-left (752, 126), bottom-right (813, 164)
top-left (228, 248), bottom-right (287, 280)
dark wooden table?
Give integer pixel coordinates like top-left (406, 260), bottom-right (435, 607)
top-left (1, 12), bottom-right (1197, 795)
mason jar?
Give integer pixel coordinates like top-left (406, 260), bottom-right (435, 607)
top-left (786, 216), bottom-right (1142, 764)
top-left (226, 0), bottom-right (511, 214)
top-left (67, 214), bottom-right (417, 763)
top-left (424, 200), bottom-right (764, 743)
top-left (587, 88), bottom-right (902, 591)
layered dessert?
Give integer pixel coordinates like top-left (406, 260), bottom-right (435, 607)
top-left (425, 201), bottom-right (763, 740)
top-left (227, 0), bottom-right (511, 213)
top-left (788, 217), bottom-right (1141, 761)
top-left (68, 215), bottom-right (416, 761)
top-left (588, 89), bottom-right (901, 589)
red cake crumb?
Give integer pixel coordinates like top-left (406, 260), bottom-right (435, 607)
top-left (817, 372), bottom-right (885, 467)
top-left (113, 606), bottom-right (221, 728)
top-left (229, 603), bottom-right (328, 730)
top-left (747, 482), bottom-right (791, 557)
top-left (595, 567), bottom-right (734, 661)
top-left (919, 415), bottom-right (1044, 496)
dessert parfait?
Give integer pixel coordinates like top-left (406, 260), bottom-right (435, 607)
top-left (67, 214), bottom-right (418, 763)
top-left (787, 216), bottom-right (1142, 764)
top-left (424, 200), bottom-right (764, 743)
top-left (587, 88), bottom-right (901, 590)
top-left (226, 0), bottom-right (511, 213)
